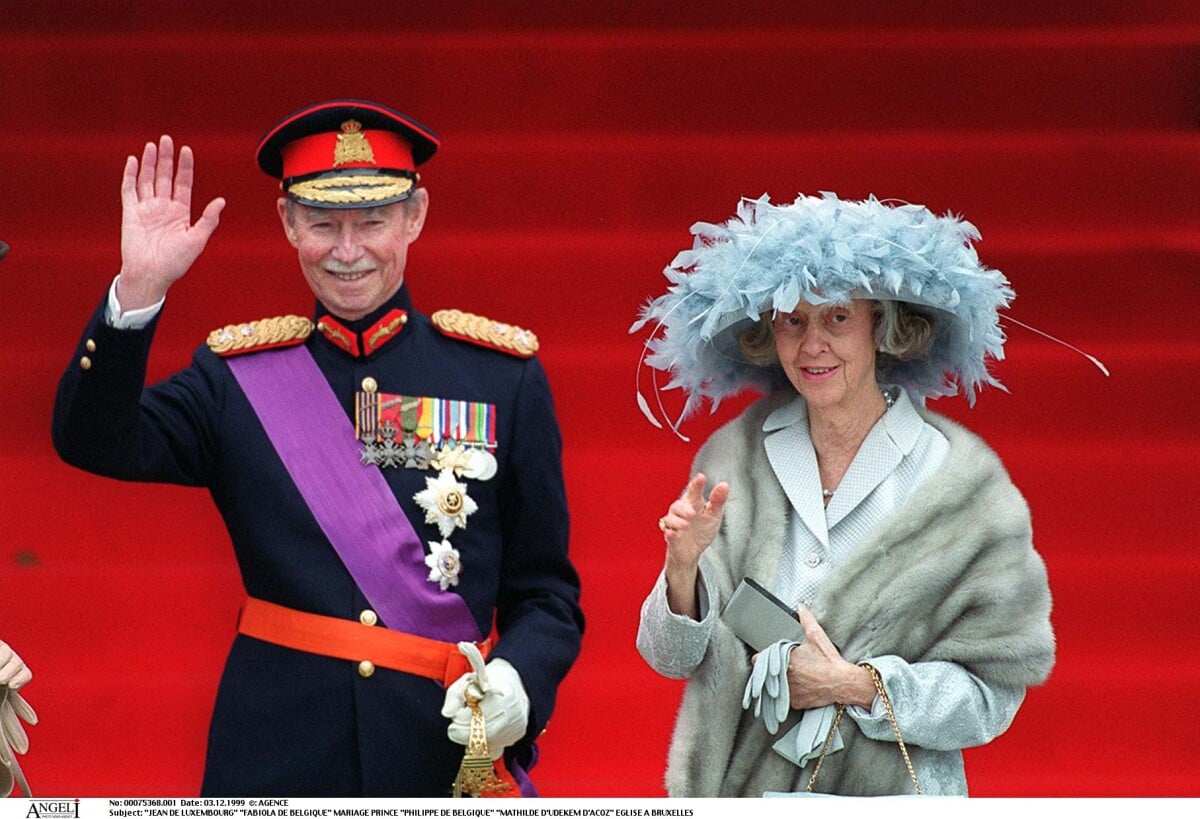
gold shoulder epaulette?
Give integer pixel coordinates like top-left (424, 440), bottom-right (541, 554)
top-left (206, 315), bottom-right (314, 357)
top-left (431, 309), bottom-right (539, 358)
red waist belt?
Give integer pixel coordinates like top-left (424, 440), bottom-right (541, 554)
top-left (237, 597), bottom-right (490, 686)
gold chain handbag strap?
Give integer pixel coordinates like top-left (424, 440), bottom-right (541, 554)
top-left (804, 663), bottom-right (922, 795)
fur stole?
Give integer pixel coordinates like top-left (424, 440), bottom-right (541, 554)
top-left (664, 393), bottom-right (1054, 797)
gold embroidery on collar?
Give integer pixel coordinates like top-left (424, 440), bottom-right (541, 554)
top-left (367, 317), bottom-right (405, 350)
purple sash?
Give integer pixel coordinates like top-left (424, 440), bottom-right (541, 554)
top-left (227, 345), bottom-right (482, 643)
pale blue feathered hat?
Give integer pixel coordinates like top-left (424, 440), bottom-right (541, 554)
top-left (631, 192), bottom-right (1015, 429)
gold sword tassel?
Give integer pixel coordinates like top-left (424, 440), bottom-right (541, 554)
top-left (451, 692), bottom-right (510, 797)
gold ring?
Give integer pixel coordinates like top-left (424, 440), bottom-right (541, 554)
top-left (658, 517), bottom-right (669, 532)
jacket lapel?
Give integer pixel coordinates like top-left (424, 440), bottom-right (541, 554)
top-left (825, 389), bottom-right (923, 528)
top-left (763, 396), bottom-right (830, 547)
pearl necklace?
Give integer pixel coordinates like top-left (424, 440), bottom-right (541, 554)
top-left (822, 387), bottom-right (897, 500)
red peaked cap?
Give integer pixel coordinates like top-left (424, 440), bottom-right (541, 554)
top-left (256, 99), bottom-right (439, 208)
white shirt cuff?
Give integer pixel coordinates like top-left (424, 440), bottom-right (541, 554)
top-left (107, 275), bottom-right (164, 329)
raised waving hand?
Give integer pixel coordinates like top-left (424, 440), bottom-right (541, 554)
top-left (659, 473), bottom-right (729, 618)
top-left (116, 135), bottom-right (225, 311)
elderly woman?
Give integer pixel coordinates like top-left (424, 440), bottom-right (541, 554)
top-left (633, 193), bottom-right (1054, 797)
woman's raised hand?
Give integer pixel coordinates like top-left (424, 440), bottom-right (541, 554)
top-left (661, 473), bottom-right (729, 570)
top-left (660, 474), bottom-right (728, 619)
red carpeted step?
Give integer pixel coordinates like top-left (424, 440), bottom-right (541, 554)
top-left (9, 232), bottom-right (1193, 462)
top-left (12, 429), bottom-right (1191, 608)
top-left (11, 547), bottom-right (1200, 792)
top-left (536, 635), bottom-right (1200, 796)
top-left (1, 453), bottom-right (232, 564)
top-left (9, 339), bottom-right (1195, 499)
top-left (6, 132), bottom-right (1200, 241)
top-left (1, 563), bottom-right (240, 795)
top-left (9, 0), bottom-right (1200, 34)
top-left (545, 556), bottom-right (1200, 797)
top-left (3, 339), bottom-right (1194, 562)
top-left (13, 677), bottom-right (215, 795)
top-left (11, 557), bottom-right (1197, 796)
top-left (6, 27), bottom-right (1200, 136)
top-left (3, 1), bottom-right (1197, 800)
top-left (558, 340), bottom-right (1186, 452)
top-left (8, 234), bottom-right (1200, 348)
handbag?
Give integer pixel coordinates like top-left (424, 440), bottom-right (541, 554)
top-left (721, 577), bottom-right (807, 652)
top-left (803, 663), bottom-right (922, 795)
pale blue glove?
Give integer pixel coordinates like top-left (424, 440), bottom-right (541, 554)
top-left (742, 639), bottom-right (800, 734)
top-left (772, 704), bottom-right (843, 767)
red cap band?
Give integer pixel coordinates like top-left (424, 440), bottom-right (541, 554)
top-left (281, 127), bottom-right (415, 180)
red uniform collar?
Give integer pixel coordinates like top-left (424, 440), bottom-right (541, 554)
top-left (315, 308), bottom-right (409, 358)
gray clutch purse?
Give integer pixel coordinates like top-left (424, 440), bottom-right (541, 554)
top-left (720, 577), bottom-right (806, 652)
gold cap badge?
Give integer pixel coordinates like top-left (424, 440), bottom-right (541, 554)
top-left (334, 119), bottom-right (376, 167)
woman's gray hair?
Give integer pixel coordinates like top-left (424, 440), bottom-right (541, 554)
top-left (738, 300), bottom-right (937, 370)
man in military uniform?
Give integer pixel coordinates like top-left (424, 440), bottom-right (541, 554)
top-left (53, 100), bottom-right (584, 796)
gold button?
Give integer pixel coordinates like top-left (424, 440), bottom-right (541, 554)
top-left (80, 356), bottom-right (92, 370)
top-left (85, 339), bottom-right (97, 353)
top-left (359, 609), bottom-right (378, 627)
top-left (358, 660), bottom-right (375, 678)
top-left (399, 314), bottom-right (408, 324)
top-left (361, 377), bottom-right (378, 393)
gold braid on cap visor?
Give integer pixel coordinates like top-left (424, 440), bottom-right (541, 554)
top-left (286, 174), bottom-right (414, 205)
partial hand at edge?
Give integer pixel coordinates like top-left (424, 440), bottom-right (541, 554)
top-left (0, 643), bottom-right (30, 690)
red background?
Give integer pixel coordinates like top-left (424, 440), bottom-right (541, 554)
top-left (2, 0), bottom-right (1198, 798)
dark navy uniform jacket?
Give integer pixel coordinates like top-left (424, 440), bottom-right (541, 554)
top-left (52, 283), bottom-right (584, 796)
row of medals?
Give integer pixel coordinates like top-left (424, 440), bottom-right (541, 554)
top-left (356, 380), bottom-right (498, 482)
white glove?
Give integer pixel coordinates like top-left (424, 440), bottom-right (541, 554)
top-left (1, 688), bottom-right (37, 795)
top-left (1, 642), bottom-right (37, 797)
top-left (441, 642), bottom-right (530, 761)
top-left (742, 639), bottom-right (799, 734)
